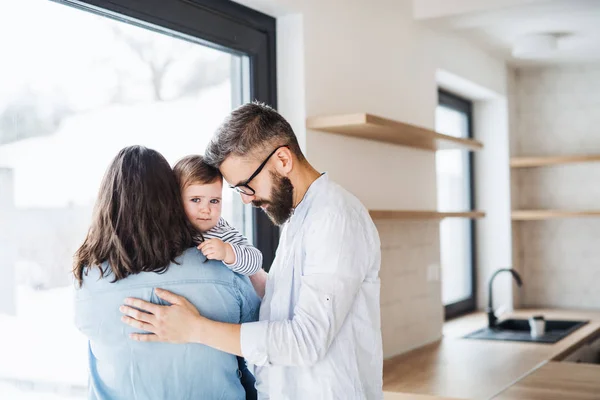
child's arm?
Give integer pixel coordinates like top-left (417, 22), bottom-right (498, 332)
top-left (200, 219), bottom-right (263, 276)
top-left (222, 229), bottom-right (263, 276)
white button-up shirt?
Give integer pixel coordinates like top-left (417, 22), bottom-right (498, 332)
top-left (241, 174), bottom-right (383, 399)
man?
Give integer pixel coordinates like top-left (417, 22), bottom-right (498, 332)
top-left (120, 102), bottom-right (383, 399)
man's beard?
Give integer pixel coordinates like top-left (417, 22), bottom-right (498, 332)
top-left (251, 171), bottom-right (294, 226)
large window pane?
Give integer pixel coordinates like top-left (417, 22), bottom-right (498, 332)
top-left (0, 0), bottom-right (251, 397)
top-left (436, 99), bottom-right (474, 308)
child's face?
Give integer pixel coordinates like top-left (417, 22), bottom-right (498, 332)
top-left (181, 180), bottom-right (223, 233)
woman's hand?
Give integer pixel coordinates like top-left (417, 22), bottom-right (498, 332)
top-left (120, 288), bottom-right (205, 344)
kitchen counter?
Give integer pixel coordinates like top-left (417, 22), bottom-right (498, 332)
top-left (383, 309), bottom-right (600, 400)
top-left (491, 361), bottom-right (600, 400)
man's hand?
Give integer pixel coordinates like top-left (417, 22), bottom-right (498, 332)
top-left (120, 288), bottom-right (243, 356)
top-left (197, 239), bottom-right (236, 264)
top-left (120, 288), bottom-right (205, 343)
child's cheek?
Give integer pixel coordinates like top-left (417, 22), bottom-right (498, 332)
top-left (184, 203), bottom-right (195, 219)
top-left (211, 203), bottom-right (222, 216)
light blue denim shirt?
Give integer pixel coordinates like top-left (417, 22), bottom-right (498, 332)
top-left (75, 247), bottom-right (260, 400)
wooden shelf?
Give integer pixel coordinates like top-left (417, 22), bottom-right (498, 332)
top-left (306, 113), bottom-right (483, 151)
top-left (512, 210), bottom-right (600, 220)
top-left (510, 154), bottom-right (600, 168)
top-left (369, 210), bottom-right (485, 220)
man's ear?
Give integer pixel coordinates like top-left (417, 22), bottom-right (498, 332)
top-left (275, 146), bottom-right (294, 175)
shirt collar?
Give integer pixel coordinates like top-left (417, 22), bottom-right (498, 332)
top-left (291, 172), bottom-right (327, 220)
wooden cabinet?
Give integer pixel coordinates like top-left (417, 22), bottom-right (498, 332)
top-left (561, 333), bottom-right (600, 365)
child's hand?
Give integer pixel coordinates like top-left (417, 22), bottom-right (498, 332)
top-left (197, 239), bottom-right (236, 264)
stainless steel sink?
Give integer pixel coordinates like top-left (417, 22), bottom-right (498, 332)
top-left (464, 319), bottom-right (589, 344)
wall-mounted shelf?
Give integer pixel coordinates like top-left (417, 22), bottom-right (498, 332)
top-left (510, 154), bottom-right (600, 168)
top-left (512, 210), bottom-right (600, 221)
top-left (369, 210), bottom-right (485, 220)
top-left (306, 113), bottom-right (483, 152)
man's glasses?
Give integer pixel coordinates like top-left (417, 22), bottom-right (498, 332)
top-left (230, 145), bottom-right (289, 196)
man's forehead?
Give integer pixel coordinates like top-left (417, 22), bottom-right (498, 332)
top-left (219, 155), bottom-right (257, 183)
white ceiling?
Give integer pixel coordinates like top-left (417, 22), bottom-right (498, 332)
top-left (414, 0), bottom-right (600, 67)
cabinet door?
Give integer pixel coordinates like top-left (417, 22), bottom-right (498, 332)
top-left (563, 336), bottom-right (600, 364)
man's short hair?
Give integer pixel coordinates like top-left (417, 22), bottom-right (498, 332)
top-left (204, 101), bottom-right (305, 168)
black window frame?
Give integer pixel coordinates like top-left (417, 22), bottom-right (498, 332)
top-left (437, 89), bottom-right (477, 320)
top-left (54, 0), bottom-right (280, 270)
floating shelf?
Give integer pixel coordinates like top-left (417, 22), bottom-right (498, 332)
top-left (369, 210), bottom-right (485, 220)
top-left (511, 154), bottom-right (600, 168)
top-left (306, 113), bottom-right (483, 152)
top-left (512, 210), bottom-right (600, 221)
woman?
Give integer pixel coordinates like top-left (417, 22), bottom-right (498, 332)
top-left (74, 145), bottom-right (260, 400)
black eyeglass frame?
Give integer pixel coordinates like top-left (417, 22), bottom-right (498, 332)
top-left (230, 145), bottom-right (289, 195)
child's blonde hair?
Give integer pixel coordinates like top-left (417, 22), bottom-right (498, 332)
top-left (173, 155), bottom-right (222, 189)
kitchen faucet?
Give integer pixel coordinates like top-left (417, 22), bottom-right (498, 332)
top-left (487, 268), bottom-right (523, 328)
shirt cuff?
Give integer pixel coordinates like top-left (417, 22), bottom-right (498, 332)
top-left (241, 320), bottom-right (270, 366)
top-left (223, 243), bottom-right (240, 268)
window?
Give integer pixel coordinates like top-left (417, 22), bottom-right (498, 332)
top-left (0, 0), bottom-right (276, 397)
top-left (435, 90), bottom-right (476, 320)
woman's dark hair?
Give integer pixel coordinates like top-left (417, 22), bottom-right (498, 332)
top-left (73, 145), bottom-right (194, 286)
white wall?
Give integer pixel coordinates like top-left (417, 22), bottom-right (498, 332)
top-left (412, 0), bottom-right (548, 20)
top-left (473, 99), bottom-right (514, 310)
top-left (239, 0), bottom-right (509, 358)
top-left (508, 68), bottom-right (523, 308)
top-left (0, 168), bottom-right (16, 315)
top-left (300, 0), bottom-right (437, 212)
top-left (276, 14), bottom-right (306, 153)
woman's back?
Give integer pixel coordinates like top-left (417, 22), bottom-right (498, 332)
top-left (75, 248), bottom-right (260, 400)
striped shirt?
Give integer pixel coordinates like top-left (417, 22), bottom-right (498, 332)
top-left (202, 217), bottom-right (263, 276)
